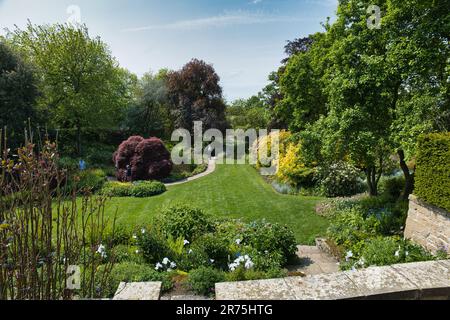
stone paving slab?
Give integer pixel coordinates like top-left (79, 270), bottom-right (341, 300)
top-left (391, 260), bottom-right (450, 299)
top-left (285, 272), bottom-right (361, 300)
top-left (216, 279), bottom-right (296, 300)
top-left (344, 266), bottom-right (419, 300)
top-left (113, 282), bottom-right (162, 300)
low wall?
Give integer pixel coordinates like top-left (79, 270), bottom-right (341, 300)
top-left (405, 195), bottom-right (450, 254)
top-left (215, 260), bottom-right (450, 300)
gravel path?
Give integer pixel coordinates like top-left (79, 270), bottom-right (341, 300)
top-left (164, 159), bottom-right (217, 187)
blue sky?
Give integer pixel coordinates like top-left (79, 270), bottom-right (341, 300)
top-left (0, 0), bottom-right (338, 101)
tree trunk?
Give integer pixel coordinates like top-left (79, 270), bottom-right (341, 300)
top-left (366, 166), bottom-right (378, 196)
top-left (398, 149), bottom-right (415, 201)
top-left (76, 122), bottom-right (82, 157)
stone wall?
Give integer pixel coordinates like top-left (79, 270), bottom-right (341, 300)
top-left (405, 195), bottom-right (450, 254)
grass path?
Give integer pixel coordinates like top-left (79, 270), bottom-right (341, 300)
top-left (105, 164), bottom-right (329, 244)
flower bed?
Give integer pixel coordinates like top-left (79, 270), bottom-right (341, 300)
top-left (98, 204), bottom-right (298, 298)
top-left (322, 195), bottom-right (448, 271)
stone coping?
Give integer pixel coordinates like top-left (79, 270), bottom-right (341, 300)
top-left (113, 282), bottom-right (162, 300)
top-left (215, 260), bottom-right (450, 300)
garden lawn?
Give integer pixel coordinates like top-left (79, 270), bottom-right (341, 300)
top-left (105, 164), bottom-right (328, 244)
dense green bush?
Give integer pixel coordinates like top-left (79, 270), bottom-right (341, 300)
top-left (129, 181), bottom-right (166, 197)
top-left (192, 233), bottom-right (231, 270)
top-left (99, 263), bottom-right (173, 298)
top-left (102, 181), bottom-right (131, 197)
top-left (187, 267), bottom-right (226, 296)
top-left (71, 169), bottom-right (107, 193)
top-left (101, 181), bottom-right (166, 198)
top-left (242, 220), bottom-right (297, 264)
top-left (414, 133), bottom-right (450, 211)
top-left (317, 161), bottom-right (366, 197)
top-left (156, 205), bottom-right (214, 241)
top-left (379, 176), bottom-right (405, 201)
top-left (137, 228), bottom-right (172, 264)
top-left (103, 225), bottom-right (133, 246)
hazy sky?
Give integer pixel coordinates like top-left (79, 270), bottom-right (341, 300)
top-left (0, 0), bottom-right (338, 101)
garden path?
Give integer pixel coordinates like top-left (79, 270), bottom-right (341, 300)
top-left (289, 245), bottom-right (340, 276)
top-left (164, 158), bottom-right (217, 187)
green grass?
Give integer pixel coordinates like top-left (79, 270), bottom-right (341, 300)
top-left (105, 164), bottom-right (329, 244)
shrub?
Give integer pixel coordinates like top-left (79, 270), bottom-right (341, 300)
top-left (99, 263), bottom-right (173, 298)
top-left (111, 245), bottom-right (143, 264)
top-left (71, 169), bottom-right (107, 193)
top-left (101, 181), bottom-right (131, 197)
top-left (58, 157), bottom-right (79, 172)
top-left (177, 248), bottom-right (210, 271)
top-left (341, 237), bottom-right (435, 270)
top-left (156, 205), bottom-right (214, 241)
top-left (101, 181), bottom-right (166, 198)
top-left (242, 220), bottom-right (297, 265)
top-left (327, 208), bottom-right (380, 249)
top-left (414, 133), bottom-right (450, 211)
top-left (187, 267), bottom-right (225, 296)
top-left (103, 225), bottom-right (133, 246)
top-left (276, 143), bottom-right (316, 188)
top-left (137, 229), bottom-right (172, 264)
top-left (113, 136), bottom-right (173, 182)
top-left (192, 233), bottom-right (231, 270)
top-left (317, 161), bottom-right (365, 197)
top-left (129, 181), bottom-right (166, 197)
top-left (379, 176), bottom-right (405, 201)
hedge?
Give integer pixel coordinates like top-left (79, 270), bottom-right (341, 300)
top-left (414, 133), bottom-right (450, 212)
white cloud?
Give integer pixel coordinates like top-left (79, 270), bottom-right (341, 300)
top-left (252, 0), bottom-right (263, 4)
top-left (122, 11), bottom-right (304, 32)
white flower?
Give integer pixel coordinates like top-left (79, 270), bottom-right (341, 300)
top-left (162, 257), bottom-right (170, 265)
top-left (345, 251), bottom-right (353, 262)
top-left (132, 235), bottom-right (137, 240)
top-left (395, 250), bottom-right (400, 257)
top-left (141, 228), bottom-right (146, 234)
top-left (210, 259), bottom-right (215, 264)
top-left (135, 250), bottom-right (140, 254)
top-left (405, 251), bottom-right (409, 256)
top-left (155, 263), bottom-right (163, 271)
top-left (97, 244), bottom-right (107, 258)
top-left (167, 268), bottom-right (173, 272)
top-left (184, 240), bottom-right (190, 246)
top-left (235, 239), bottom-right (242, 245)
top-left (188, 249), bottom-right (193, 254)
top-left (170, 262), bottom-right (177, 269)
top-left (245, 260), bottom-right (254, 270)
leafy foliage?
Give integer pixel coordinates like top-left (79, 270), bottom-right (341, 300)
top-left (187, 267), bottom-right (225, 296)
top-left (156, 205), bottom-right (214, 242)
top-left (113, 136), bottom-right (173, 182)
top-left (414, 133), bottom-right (450, 211)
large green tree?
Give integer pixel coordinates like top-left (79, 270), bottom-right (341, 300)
top-left (0, 41), bottom-right (38, 149)
top-left (280, 0), bottom-right (449, 197)
top-left (125, 70), bottom-right (172, 139)
top-left (7, 23), bottom-right (132, 155)
top-left (227, 96), bottom-right (269, 130)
